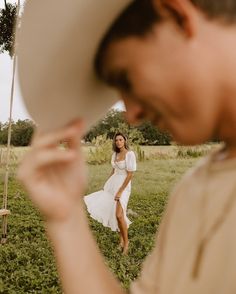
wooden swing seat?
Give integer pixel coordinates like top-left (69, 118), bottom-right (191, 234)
top-left (0, 209), bottom-right (11, 216)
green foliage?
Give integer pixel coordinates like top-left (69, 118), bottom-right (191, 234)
top-left (0, 179), bottom-right (61, 293)
top-left (85, 110), bottom-right (125, 142)
top-left (111, 122), bottom-right (145, 145)
top-left (133, 144), bottom-right (145, 162)
top-left (0, 122), bottom-right (8, 145)
top-left (0, 2), bottom-right (18, 56)
top-left (86, 136), bottom-right (146, 165)
top-left (0, 156), bottom-right (196, 292)
top-left (84, 110), bottom-right (171, 146)
top-left (87, 135), bottom-right (113, 165)
top-left (0, 120), bottom-right (35, 147)
top-left (137, 121), bottom-right (172, 145)
top-left (0, 112), bottom-right (172, 147)
top-left (11, 120), bottom-right (34, 147)
top-left (176, 145), bottom-right (212, 158)
top-left (0, 147), bottom-right (17, 168)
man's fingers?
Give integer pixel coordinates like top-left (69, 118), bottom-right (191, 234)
top-left (34, 149), bottom-right (77, 167)
top-left (67, 123), bottom-right (84, 150)
top-left (32, 120), bottom-right (84, 149)
top-left (17, 149), bottom-right (77, 181)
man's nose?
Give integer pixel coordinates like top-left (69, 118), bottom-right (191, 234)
top-left (122, 96), bottom-right (145, 125)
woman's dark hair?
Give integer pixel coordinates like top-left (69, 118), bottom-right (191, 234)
top-left (112, 132), bottom-right (129, 153)
top-left (94, 0), bottom-right (236, 80)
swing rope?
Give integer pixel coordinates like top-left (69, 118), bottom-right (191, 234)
top-left (1, 0), bottom-right (20, 245)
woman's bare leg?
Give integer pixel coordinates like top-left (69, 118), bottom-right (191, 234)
top-left (116, 201), bottom-right (129, 254)
top-left (119, 233), bottom-right (124, 248)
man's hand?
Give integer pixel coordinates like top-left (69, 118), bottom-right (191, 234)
top-left (17, 120), bottom-right (87, 222)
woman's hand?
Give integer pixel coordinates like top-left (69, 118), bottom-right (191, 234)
top-left (114, 190), bottom-right (122, 201)
top-left (17, 120), bottom-right (87, 222)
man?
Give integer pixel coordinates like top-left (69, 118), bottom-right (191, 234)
top-left (17, 0), bottom-right (236, 293)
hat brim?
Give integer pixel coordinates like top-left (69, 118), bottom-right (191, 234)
top-left (17, 0), bottom-right (131, 133)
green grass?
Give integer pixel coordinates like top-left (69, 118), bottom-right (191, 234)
top-left (0, 151), bottom-right (199, 292)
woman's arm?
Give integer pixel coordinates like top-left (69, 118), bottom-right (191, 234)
top-left (107, 168), bottom-right (115, 181)
top-left (114, 172), bottom-right (133, 201)
top-left (17, 121), bottom-right (126, 294)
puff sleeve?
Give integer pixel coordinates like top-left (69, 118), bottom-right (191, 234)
top-left (126, 151), bottom-right (137, 172)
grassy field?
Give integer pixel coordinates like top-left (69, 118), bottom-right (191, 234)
top-left (0, 146), bottom-right (211, 293)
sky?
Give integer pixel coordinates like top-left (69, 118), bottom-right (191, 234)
top-left (0, 0), bottom-right (125, 124)
top-left (0, 53), bottom-right (31, 123)
top-left (0, 0), bottom-right (30, 123)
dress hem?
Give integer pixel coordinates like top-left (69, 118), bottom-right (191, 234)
top-left (86, 204), bottom-right (132, 232)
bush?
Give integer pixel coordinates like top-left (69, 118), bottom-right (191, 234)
top-left (137, 121), bottom-right (172, 145)
top-left (133, 145), bottom-right (146, 162)
top-left (86, 136), bottom-right (147, 164)
top-left (87, 135), bottom-right (113, 165)
top-left (0, 120), bottom-right (35, 147)
top-left (176, 145), bottom-right (212, 158)
top-left (84, 110), bottom-right (172, 146)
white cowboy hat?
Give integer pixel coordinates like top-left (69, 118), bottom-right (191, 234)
top-left (17, 0), bottom-right (132, 133)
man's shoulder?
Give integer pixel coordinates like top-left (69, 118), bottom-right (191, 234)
top-left (170, 153), bottom-right (212, 197)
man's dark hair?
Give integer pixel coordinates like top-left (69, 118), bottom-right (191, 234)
top-left (191, 0), bottom-right (236, 22)
top-left (94, 0), bottom-right (162, 79)
top-left (95, 0), bottom-right (236, 79)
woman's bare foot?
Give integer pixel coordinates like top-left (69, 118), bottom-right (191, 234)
top-left (122, 241), bottom-right (129, 255)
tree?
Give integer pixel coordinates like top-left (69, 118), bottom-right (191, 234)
top-left (137, 121), bottom-right (172, 145)
top-left (110, 122), bottom-right (145, 145)
top-left (0, 120), bottom-right (35, 146)
top-left (11, 119), bottom-right (35, 146)
top-left (84, 109), bottom-right (172, 145)
top-left (0, 1), bottom-right (18, 56)
top-left (0, 122), bottom-right (8, 145)
top-left (84, 110), bottom-right (126, 142)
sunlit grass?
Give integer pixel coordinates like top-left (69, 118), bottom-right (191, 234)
top-left (0, 154), bottom-right (198, 292)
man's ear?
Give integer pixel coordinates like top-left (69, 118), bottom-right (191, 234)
top-left (153, 0), bottom-right (198, 37)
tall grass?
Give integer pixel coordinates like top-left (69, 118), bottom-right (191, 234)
top-left (0, 143), bottom-right (218, 168)
top-left (87, 135), bottom-right (113, 165)
top-left (175, 144), bottom-right (216, 158)
top-left (0, 147), bottom-right (28, 167)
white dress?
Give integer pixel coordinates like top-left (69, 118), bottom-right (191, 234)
top-left (84, 151), bottom-right (137, 231)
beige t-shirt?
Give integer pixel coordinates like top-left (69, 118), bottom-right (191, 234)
top-left (131, 151), bottom-right (236, 294)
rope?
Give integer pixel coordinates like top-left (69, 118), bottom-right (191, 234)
top-left (1, 0), bottom-right (20, 244)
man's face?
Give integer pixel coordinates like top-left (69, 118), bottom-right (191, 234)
top-left (102, 20), bottom-right (222, 145)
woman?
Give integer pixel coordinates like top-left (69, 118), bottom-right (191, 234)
top-left (84, 133), bottom-right (136, 254)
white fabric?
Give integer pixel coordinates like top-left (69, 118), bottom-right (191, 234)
top-left (84, 151), bottom-right (136, 231)
top-left (125, 150), bottom-right (137, 171)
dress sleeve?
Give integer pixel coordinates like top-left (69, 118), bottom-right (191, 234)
top-left (126, 151), bottom-right (137, 172)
